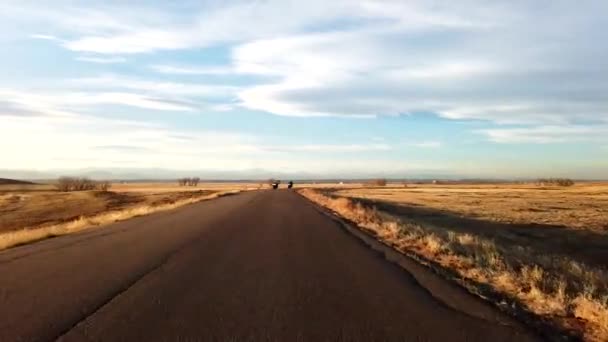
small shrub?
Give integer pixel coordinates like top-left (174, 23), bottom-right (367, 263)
top-left (537, 178), bottom-right (575, 187)
top-left (369, 178), bottom-right (387, 186)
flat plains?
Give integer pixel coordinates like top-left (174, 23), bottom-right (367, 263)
top-left (334, 183), bottom-right (608, 267)
top-left (0, 183), bottom-right (250, 234)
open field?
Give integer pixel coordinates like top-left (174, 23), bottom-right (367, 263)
top-left (0, 182), bottom-right (252, 250)
top-left (336, 183), bottom-right (608, 231)
top-left (300, 183), bottom-right (608, 341)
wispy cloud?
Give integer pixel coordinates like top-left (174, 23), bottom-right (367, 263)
top-left (0, 88), bottom-right (193, 115)
top-left (75, 56), bottom-right (127, 64)
top-left (150, 64), bottom-right (234, 75)
top-left (69, 75), bottom-right (238, 98)
top-left (93, 145), bottom-right (151, 152)
top-left (479, 125), bottom-right (608, 144)
top-left (30, 34), bottom-right (62, 42)
top-left (263, 143), bottom-right (391, 153)
top-left (411, 141), bottom-right (442, 148)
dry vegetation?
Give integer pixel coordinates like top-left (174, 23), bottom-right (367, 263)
top-left (56, 176), bottom-right (111, 192)
top-left (0, 182), bottom-right (250, 250)
top-left (338, 183), bottom-right (608, 231)
top-left (300, 183), bottom-right (608, 341)
top-left (177, 177), bottom-right (201, 186)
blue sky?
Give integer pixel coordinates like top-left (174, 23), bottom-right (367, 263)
top-left (1, 0), bottom-right (607, 178)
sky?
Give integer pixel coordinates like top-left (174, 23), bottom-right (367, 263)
top-left (1, 0), bottom-right (607, 179)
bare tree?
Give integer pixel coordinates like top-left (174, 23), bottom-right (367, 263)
top-left (191, 177), bottom-right (200, 186)
top-left (98, 181), bottom-right (111, 191)
top-left (56, 176), bottom-right (74, 192)
top-left (56, 177), bottom-right (100, 192)
top-left (76, 177), bottom-right (96, 191)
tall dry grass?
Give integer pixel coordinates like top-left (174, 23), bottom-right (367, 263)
top-left (299, 189), bottom-right (608, 341)
top-left (0, 190), bottom-right (240, 251)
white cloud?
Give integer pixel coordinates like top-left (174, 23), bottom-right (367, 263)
top-left (479, 125), bottom-right (608, 144)
top-left (30, 34), bottom-right (62, 42)
top-left (69, 75), bottom-right (238, 98)
top-left (9, 1), bottom-right (502, 54)
top-left (0, 89), bottom-right (81, 118)
top-left (263, 143), bottom-right (391, 153)
top-left (75, 56), bottom-right (127, 64)
top-left (150, 64), bottom-right (234, 75)
top-left (67, 92), bottom-right (193, 111)
top-left (53, 1), bottom-right (355, 54)
top-left (0, 88), bottom-right (193, 115)
top-left (411, 141), bottom-right (442, 148)
top-left (64, 29), bottom-right (191, 54)
top-left (232, 22), bottom-right (608, 123)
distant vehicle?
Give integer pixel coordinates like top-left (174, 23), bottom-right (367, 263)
top-left (272, 180), bottom-right (281, 189)
top-left (288, 181), bottom-right (293, 189)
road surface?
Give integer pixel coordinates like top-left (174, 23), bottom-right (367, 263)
top-left (0, 190), bottom-right (540, 341)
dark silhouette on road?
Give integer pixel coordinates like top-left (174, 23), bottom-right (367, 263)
top-left (0, 191), bottom-right (539, 341)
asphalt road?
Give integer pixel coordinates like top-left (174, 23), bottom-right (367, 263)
top-left (0, 190), bottom-right (540, 341)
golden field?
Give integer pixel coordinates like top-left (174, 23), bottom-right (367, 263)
top-left (336, 183), bottom-right (608, 231)
top-left (0, 182), bottom-right (251, 250)
top-left (301, 182), bottom-right (608, 341)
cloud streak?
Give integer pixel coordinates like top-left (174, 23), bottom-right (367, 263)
top-left (150, 64), bottom-right (235, 75)
top-left (479, 125), bottom-right (608, 144)
top-left (75, 56), bottom-right (127, 64)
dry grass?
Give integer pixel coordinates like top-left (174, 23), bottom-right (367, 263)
top-left (0, 182), bottom-right (253, 251)
top-left (300, 188), bottom-right (608, 341)
top-left (0, 189), bottom-right (241, 251)
top-left (337, 183), bottom-right (608, 231)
